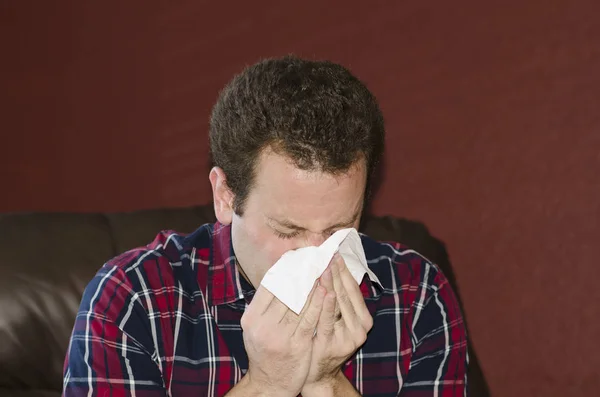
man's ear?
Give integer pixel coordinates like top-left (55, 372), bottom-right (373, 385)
top-left (209, 167), bottom-right (234, 225)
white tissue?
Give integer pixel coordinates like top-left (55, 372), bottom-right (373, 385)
top-left (260, 228), bottom-right (381, 314)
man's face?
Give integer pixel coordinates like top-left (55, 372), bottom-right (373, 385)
top-left (212, 148), bottom-right (367, 288)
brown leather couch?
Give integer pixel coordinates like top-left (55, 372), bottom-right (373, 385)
top-left (0, 205), bottom-right (489, 396)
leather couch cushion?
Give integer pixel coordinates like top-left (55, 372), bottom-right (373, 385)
top-left (106, 205), bottom-right (216, 253)
top-left (0, 213), bottom-right (114, 391)
top-left (0, 389), bottom-right (61, 397)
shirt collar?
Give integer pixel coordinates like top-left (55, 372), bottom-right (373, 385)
top-left (208, 222), bottom-right (381, 307)
top-left (208, 222), bottom-right (254, 306)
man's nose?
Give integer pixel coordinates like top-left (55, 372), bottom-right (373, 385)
top-left (304, 232), bottom-right (327, 247)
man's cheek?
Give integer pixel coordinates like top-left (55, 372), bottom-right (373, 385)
top-left (246, 229), bottom-right (281, 264)
top-left (269, 242), bottom-right (299, 266)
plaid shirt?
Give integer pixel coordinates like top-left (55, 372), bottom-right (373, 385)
top-left (63, 222), bottom-right (468, 396)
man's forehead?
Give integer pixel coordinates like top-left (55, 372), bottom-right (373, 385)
top-left (247, 148), bottom-right (367, 226)
top-left (254, 150), bottom-right (365, 187)
top-left (266, 208), bottom-right (361, 231)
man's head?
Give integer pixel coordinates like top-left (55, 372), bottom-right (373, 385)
top-left (209, 56), bottom-right (385, 287)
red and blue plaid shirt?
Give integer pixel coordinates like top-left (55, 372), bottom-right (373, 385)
top-left (63, 222), bottom-right (468, 396)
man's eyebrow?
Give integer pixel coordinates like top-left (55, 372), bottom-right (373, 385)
top-left (268, 210), bottom-right (360, 231)
top-left (270, 218), bottom-right (306, 231)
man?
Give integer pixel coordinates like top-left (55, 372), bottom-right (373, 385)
top-left (63, 56), bottom-right (468, 396)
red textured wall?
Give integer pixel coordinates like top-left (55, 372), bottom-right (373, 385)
top-left (2, 2), bottom-right (599, 396)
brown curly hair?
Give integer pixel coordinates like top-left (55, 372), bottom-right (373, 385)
top-left (209, 55), bottom-right (385, 215)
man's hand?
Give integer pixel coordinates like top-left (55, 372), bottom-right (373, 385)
top-left (235, 282), bottom-right (326, 397)
top-left (301, 254), bottom-right (373, 396)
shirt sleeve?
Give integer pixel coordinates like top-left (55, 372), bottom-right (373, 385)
top-left (400, 266), bottom-right (469, 396)
top-left (62, 264), bottom-right (167, 397)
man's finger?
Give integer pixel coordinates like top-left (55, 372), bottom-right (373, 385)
top-left (320, 261), bottom-right (335, 292)
top-left (331, 254), bottom-right (360, 330)
top-left (247, 285), bottom-right (275, 316)
top-left (295, 284), bottom-right (326, 337)
top-left (266, 296), bottom-right (293, 324)
top-left (298, 279), bottom-right (320, 316)
top-left (321, 262), bottom-right (341, 320)
top-left (338, 257), bottom-right (372, 329)
top-left (316, 273), bottom-right (337, 339)
top-left (280, 279), bottom-right (319, 326)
